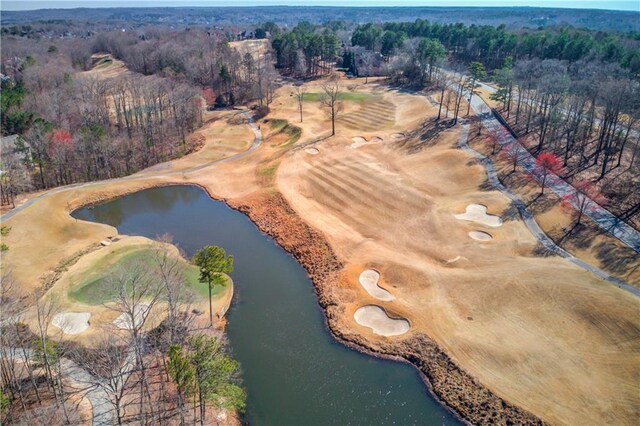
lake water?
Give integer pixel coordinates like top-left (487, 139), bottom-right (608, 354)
top-left (73, 185), bottom-right (459, 426)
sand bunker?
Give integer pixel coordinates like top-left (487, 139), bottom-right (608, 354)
top-left (354, 305), bottom-right (410, 336)
top-left (304, 147), bottom-right (320, 155)
top-left (359, 269), bottom-right (395, 301)
top-left (469, 231), bottom-right (493, 241)
top-left (455, 204), bottom-right (503, 228)
top-left (351, 136), bottom-right (384, 149)
top-left (113, 303), bottom-right (151, 330)
top-left (52, 312), bottom-right (91, 334)
top-left (350, 136), bottom-right (368, 149)
top-left (392, 132), bottom-right (405, 140)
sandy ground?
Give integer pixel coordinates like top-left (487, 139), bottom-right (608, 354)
top-left (51, 312), bottom-right (91, 334)
top-left (358, 269), bottom-right (394, 301)
top-left (353, 305), bottom-right (410, 336)
top-left (468, 230), bottom-right (493, 241)
top-left (455, 203), bottom-right (504, 227)
top-left (113, 303), bottom-right (151, 330)
top-left (3, 75), bottom-right (639, 425)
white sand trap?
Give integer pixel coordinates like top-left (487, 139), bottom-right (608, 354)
top-left (370, 136), bottom-right (383, 143)
top-left (469, 231), bottom-right (493, 241)
top-left (454, 204), bottom-right (503, 228)
top-left (446, 255), bottom-right (468, 263)
top-left (52, 312), bottom-right (91, 334)
top-left (113, 303), bottom-right (151, 330)
top-left (359, 269), bottom-right (395, 301)
top-left (350, 136), bottom-right (368, 149)
top-left (354, 305), bottom-right (410, 336)
top-left (392, 132), bottom-right (405, 140)
top-left (304, 147), bottom-right (320, 155)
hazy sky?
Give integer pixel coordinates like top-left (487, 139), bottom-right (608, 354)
top-left (2, 1), bottom-right (639, 12)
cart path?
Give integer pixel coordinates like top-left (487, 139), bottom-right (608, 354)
top-left (466, 84), bottom-right (640, 253)
top-left (457, 122), bottom-right (639, 297)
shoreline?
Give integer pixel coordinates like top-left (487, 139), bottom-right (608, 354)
top-left (67, 181), bottom-right (544, 425)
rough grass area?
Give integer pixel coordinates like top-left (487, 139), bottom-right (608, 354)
top-left (69, 247), bottom-right (227, 304)
top-left (267, 119), bottom-right (302, 147)
top-left (268, 119), bottom-right (288, 130)
top-left (303, 92), bottom-right (372, 102)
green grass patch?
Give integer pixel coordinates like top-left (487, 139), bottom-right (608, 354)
top-left (268, 119), bottom-right (288, 131)
top-left (69, 247), bottom-right (226, 305)
top-left (281, 125), bottom-right (301, 147)
top-left (302, 92), bottom-right (372, 102)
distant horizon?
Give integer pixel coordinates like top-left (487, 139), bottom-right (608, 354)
top-left (3, 1), bottom-right (639, 13)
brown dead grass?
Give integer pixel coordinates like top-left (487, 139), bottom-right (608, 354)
top-left (4, 74), bottom-right (639, 425)
top-left (276, 82), bottom-right (640, 426)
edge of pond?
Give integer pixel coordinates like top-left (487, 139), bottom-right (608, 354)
top-left (71, 181), bottom-right (542, 426)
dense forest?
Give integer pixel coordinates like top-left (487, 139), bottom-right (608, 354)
top-left (3, 6), bottom-right (640, 33)
top-left (0, 27), bottom-right (277, 205)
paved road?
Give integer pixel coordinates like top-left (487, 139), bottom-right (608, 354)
top-left (465, 87), bottom-right (640, 253)
top-left (457, 123), bottom-right (639, 297)
top-left (1, 112), bottom-right (262, 222)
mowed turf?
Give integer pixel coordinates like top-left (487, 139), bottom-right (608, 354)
top-left (69, 246), bottom-right (227, 305)
top-left (302, 92), bottom-right (373, 102)
top-left (338, 99), bottom-right (395, 131)
top-left (278, 122), bottom-right (640, 426)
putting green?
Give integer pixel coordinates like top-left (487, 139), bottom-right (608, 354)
top-left (69, 246), bottom-right (228, 305)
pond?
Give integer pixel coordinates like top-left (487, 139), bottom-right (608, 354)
top-left (73, 185), bottom-right (459, 426)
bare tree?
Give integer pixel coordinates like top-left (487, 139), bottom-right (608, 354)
top-left (321, 76), bottom-right (343, 136)
top-left (80, 336), bottom-right (134, 426)
top-left (107, 260), bottom-right (163, 424)
top-left (294, 85), bottom-right (306, 123)
top-left (152, 237), bottom-right (196, 347)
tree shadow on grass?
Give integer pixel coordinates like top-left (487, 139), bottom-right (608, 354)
top-left (399, 120), bottom-right (452, 154)
top-left (594, 242), bottom-right (640, 278)
top-left (531, 242), bottom-right (557, 258)
top-left (501, 201), bottom-right (520, 222)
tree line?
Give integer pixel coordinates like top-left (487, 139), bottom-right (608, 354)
top-left (270, 22), bottom-right (342, 78)
top-left (352, 19), bottom-right (640, 75)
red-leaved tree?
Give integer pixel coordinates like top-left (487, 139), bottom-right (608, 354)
top-left (562, 180), bottom-right (608, 226)
top-left (532, 151), bottom-right (564, 195)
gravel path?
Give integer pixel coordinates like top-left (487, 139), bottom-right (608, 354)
top-left (1, 112), bottom-right (262, 222)
top-left (458, 123), bottom-right (640, 297)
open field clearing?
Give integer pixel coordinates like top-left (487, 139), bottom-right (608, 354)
top-left (3, 75), bottom-right (639, 425)
top-left (229, 39), bottom-right (270, 62)
top-left (82, 53), bottom-right (132, 79)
